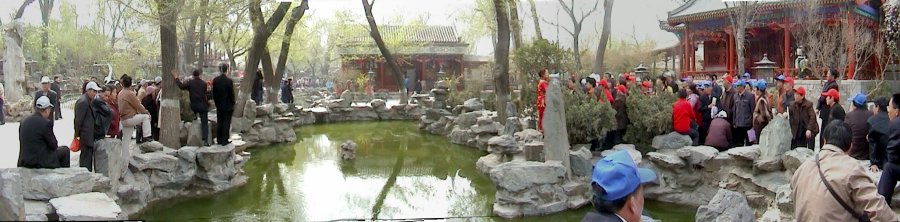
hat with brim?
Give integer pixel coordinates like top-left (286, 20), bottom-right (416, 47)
top-left (85, 81), bottom-right (102, 91)
top-left (40, 76), bottom-right (52, 84)
top-left (821, 88), bottom-right (839, 100)
top-left (850, 92), bottom-right (866, 106)
top-left (592, 150), bottom-right (657, 201)
top-left (35, 96), bottom-right (53, 109)
top-left (794, 87), bottom-right (806, 97)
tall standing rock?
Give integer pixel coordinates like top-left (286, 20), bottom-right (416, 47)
top-left (759, 116), bottom-right (791, 158)
top-left (0, 169), bottom-right (24, 221)
top-left (3, 20), bottom-right (27, 102)
top-left (542, 75), bottom-right (572, 179)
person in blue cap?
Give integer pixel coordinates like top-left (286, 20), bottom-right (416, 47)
top-left (845, 92), bottom-right (873, 159)
top-left (742, 72), bottom-right (751, 80)
top-left (731, 79), bottom-right (755, 146)
top-left (751, 80), bottom-right (772, 143)
top-left (582, 150), bottom-right (657, 222)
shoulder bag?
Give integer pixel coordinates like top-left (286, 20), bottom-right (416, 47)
top-left (814, 151), bottom-right (871, 222)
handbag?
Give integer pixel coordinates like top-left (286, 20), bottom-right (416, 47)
top-left (814, 151), bottom-right (871, 222)
top-left (69, 137), bottom-right (80, 152)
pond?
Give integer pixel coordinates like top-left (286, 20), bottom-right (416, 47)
top-left (135, 121), bottom-right (695, 221)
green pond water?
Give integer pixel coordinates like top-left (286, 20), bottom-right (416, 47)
top-left (135, 121), bottom-right (695, 221)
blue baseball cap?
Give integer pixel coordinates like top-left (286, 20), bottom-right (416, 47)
top-left (850, 92), bottom-right (867, 106)
top-left (755, 79), bottom-right (768, 91)
top-left (592, 151), bottom-right (657, 201)
top-left (734, 79), bottom-right (745, 87)
top-left (775, 73), bottom-right (786, 81)
top-left (742, 72), bottom-right (751, 78)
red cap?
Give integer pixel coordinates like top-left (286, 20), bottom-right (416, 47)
top-left (784, 76), bottom-right (795, 85)
top-left (627, 75), bottom-right (636, 81)
top-left (599, 79), bottom-right (609, 88)
top-left (821, 88), bottom-right (839, 100)
top-left (641, 81), bottom-right (652, 88)
top-left (615, 85), bottom-right (627, 94)
top-left (723, 75), bottom-right (733, 84)
top-left (794, 86), bottom-right (806, 96)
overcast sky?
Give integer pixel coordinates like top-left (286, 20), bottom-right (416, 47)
top-left (2, 0), bottom-right (681, 56)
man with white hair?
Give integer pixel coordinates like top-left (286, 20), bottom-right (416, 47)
top-left (34, 76), bottom-right (60, 121)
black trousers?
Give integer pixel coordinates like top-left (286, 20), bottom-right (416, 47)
top-left (197, 111), bottom-right (210, 144)
top-left (699, 121), bottom-right (711, 145)
top-left (878, 162), bottom-right (900, 206)
top-left (216, 110), bottom-right (233, 145)
top-left (0, 98), bottom-right (5, 123)
top-left (54, 147), bottom-right (70, 168)
top-left (79, 145), bottom-right (93, 171)
top-left (733, 126), bottom-right (751, 147)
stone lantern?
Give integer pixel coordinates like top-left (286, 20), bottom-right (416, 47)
top-left (753, 54), bottom-right (777, 83)
top-left (633, 64), bottom-right (649, 80)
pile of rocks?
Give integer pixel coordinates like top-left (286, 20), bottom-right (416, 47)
top-left (1, 167), bottom-right (120, 221)
top-left (2, 99), bottom-right (35, 122)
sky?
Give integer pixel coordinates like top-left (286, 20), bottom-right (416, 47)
top-left (1, 0), bottom-right (682, 56)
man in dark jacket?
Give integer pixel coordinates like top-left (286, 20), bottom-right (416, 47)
top-left (788, 87), bottom-right (818, 149)
top-left (34, 76), bottom-right (59, 121)
top-left (846, 92), bottom-right (873, 159)
top-left (697, 82), bottom-right (714, 143)
top-left (92, 87), bottom-right (113, 141)
top-left (822, 89), bottom-right (846, 123)
top-left (869, 97), bottom-right (891, 170)
top-left (732, 79), bottom-right (755, 146)
top-left (281, 78), bottom-right (294, 104)
top-left (74, 82), bottom-right (101, 171)
top-left (719, 75), bottom-right (735, 124)
top-left (877, 93), bottom-right (900, 203)
top-left (251, 70), bottom-right (264, 105)
top-left (817, 69), bottom-right (840, 146)
top-left (18, 96), bottom-right (69, 169)
top-left (582, 151), bottom-right (656, 222)
top-left (173, 69), bottom-right (210, 146)
top-left (212, 63), bottom-right (236, 146)
top-left (611, 85), bottom-right (629, 146)
top-left (51, 76), bottom-right (63, 119)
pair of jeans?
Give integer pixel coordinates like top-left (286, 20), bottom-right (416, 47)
top-left (216, 110), bottom-right (233, 145)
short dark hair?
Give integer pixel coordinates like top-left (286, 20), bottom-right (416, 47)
top-left (591, 183), bottom-right (631, 213)
top-left (874, 96), bottom-right (889, 112)
top-left (219, 63), bottom-right (229, 74)
top-left (54, 76), bottom-right (59, 80)
top-left (677, 88), bottom-right (688, 99)
top-left (585, 78), bottom-right (596, 87)
top-left (892, 93), bottom-right (900, 110)
top-left (823, 120), bottom-right (852, 151)
top-left (121, 75), bottom-right (133, 87)
top-left (192, 69), bottom-right (201, 77)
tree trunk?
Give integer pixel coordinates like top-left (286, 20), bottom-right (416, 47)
top-left (527, 0), bottom-right (542, 40)
top-left (273, 1), bottom-right (310, 103)
top-left (38, 0), bottom-right (53, 63)
top-left (593, 0), bottom-right (613, 74)
top-left (227, 50), bottom-right (238, 73)
top-left (735, 29), bottom-right (745, 75)
top-left (508, 0), bottom-right (523, 50)
top-left (572, 27), bottom-right (582, 71)
top-left (361, 0), bottom-right (406, 103)
top-left (234, 0), bottom-right (292, 117)
top-left (182, 6), bottom-right (198, 69)
top-left (196, 0), bottom-right (209, 68)
top-left (263, 48), bottom-right (280, 104)
top-left (157, 0), bottom-right (183, 148)
top-left (494, 0), bottom-right (511, 124)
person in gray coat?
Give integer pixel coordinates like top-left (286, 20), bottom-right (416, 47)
top-left (74, 82), bottom-right (102, 171)
top-left (731, 80), bottom-right (755, 146)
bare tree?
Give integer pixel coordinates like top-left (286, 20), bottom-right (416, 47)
top-left (508, 0), bottom-right (523, 49)
top-left (592, 0), bottom-right (613, 74)
top-left (494, 0), bottom-right (512, 124)
top-left (156, 0), bottom-right (182, 148)
top-left (233, 0), bottom-right (292, 117)
top-left (845, 18), bottom-right (879, 79)
top-left (526, 0), bottom-right (542, 40)
top-left (725, 1), bottom-right (761, 76)
top-left (272, 1), bottom-right (310, 102)
top-left (792, 0), bottom-right (842, 79)
top-left (542, 0), bottom-right (600, 70)
top-left (361, 0), bottom-right (407, 103)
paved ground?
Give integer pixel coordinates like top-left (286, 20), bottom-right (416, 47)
top-left (1, 101), bottom-right (79, 169)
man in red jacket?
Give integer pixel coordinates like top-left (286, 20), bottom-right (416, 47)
top-left (673, 89), bottom-right (699, 145)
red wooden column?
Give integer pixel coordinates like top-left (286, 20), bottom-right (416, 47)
top-left (846, 15), bottom-right (856, 79)
top-left (782, 18), bottom-right (791, 76)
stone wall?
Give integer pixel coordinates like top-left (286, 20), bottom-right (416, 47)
top-left (793, 80), bottom-right (900, 111)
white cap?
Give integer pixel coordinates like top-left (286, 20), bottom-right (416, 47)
top-left (715, 110), bottom-right (728, 118)
top-left (41, 76), bottom-right (52, 84)
top-left (35, 96), bottom-right (53, 109)
top-left (85, 81), bottom-right (102, 91)
top-left (155, 76), bottom-right (163, 83)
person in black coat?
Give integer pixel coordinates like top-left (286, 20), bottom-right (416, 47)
top-left (74, 82), bottom-right (101, 171)
top-left (18, 96), bottom-right (69, 169)
top-left (212, 63), bottom-right (236, 146)
top-left (173, 69), bottom-right (210, 146)
top-left (876, 93), bottom-right (900, 202)
top-left (697, 83), bottom-right (714, 143)
top-left (35, 76), bottom-right (60, 121)
top-left (869, 97), bottom-right (891, 170)
top-left (817, 68), bottom-right (840, 145)
top-left (281, 78), bottom-right (294, 104)
top-left (51, 76), bottom-right (63, 119)
top-left (92, 88), bottom-right (113, 141)
top-left (251, 70), bottom-right (264, 105)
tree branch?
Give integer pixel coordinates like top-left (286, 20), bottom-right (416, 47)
top-left (540, 16), bottom-right (574, 36)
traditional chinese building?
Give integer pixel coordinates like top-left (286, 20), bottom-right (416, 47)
top-left (336, 25), bottom-right (469, 92)
top-left (661, 0), bottom-right (883, 79)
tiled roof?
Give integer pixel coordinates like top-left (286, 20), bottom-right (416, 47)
top-left (339, 25), bottom-right (465, 45)
top-left (667, 0), bottom-right (848, 24)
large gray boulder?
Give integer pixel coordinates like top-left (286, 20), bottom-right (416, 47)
top-left (0, 169), bottom-right (24, 221)
top-left (782, 147), bottom-right (813, 173)
top-left (274, 103), bottom-right (290, 114)
top-left (449, 128), bottom-right (474, 145)
top-left (19, 168), bottom-right (95, 201)
top-left (695, 189), bottom-right (756, 222)
top-left (647, 152), bottom-right (685, 168)
top-left (131, 152), bottom-right (179, 172)
top-left (726, 145), bottom-right (761, 161)
top-left (758, 116), bottom-right (791, 158)
top-left (341, 140), bottom-right (357, 161)
top-left (50, 192), bottom-right (122, 221)
top-left (149, 147), bottom-right (197, 200)
top-left (339, 90), bottom-right (353, 107)
top-left (462, 98), bottom-right (484, 112)
top-left (651, 132), bottom-right (693, 150)
top-left (515, 129), bottom-right (543, 143)
top-left (194, 145), bottom-right (237, 192)
top-left (476, 154), bottom-right (502, 176)
top-left (139, 141), bottom-right (164, 153)
top-left (24, 200), bottom-right (52, 221)
top-left (488, 135), bottom-right (520, 156)
top-left (501, 117), bottom-right (523, 136)
top-left (256, 104), bottom-right (274, 117)
top-left (569, 147), bottom-right (593, 177)
top-left (455, 111), bottom-right (483, 129)
top-left (676, 146), bottom-right (719, 166)
top-left (489, 161), bottom-right (566, 192)
top-left (541, 76), bottom-right (572, 177)
top-left (94, 139), bottom-right (125, 187)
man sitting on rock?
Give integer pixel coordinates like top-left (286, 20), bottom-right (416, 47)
top-left (18, 96), bottom-right (70, 169)
top-left (582, 151), bottom-right (657, 222)
top-left (791, 119), bottom-right (895, 221)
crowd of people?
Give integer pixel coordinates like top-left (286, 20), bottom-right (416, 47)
top-left (15, 63), bottom-right (239, 173)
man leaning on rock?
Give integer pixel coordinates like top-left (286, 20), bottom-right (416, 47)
top-left (582, 150), bottom-right (657, 222)
top-left (18, 96), bottom-right (70, 169)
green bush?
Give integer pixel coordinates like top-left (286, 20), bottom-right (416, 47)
top-left (563, 92), bottom-right (616, 144)
top-left (623, 89), bottom-right (675, 147)
top-left (513, 39), bottom-right (575, 118)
